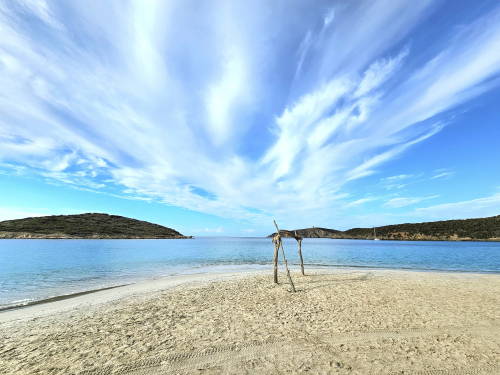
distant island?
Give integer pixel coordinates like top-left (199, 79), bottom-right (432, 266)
top-left (0, 213), bottom-right (191, 239)
top-left (270, 215), bottom-right (500, 241)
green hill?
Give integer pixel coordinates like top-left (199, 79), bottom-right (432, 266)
top-left (0, 213), bottom-right (190, 239)
top-left (270, 215), bottom-right (500, 241)
top-left (272, 227), bottom-right (344, 239)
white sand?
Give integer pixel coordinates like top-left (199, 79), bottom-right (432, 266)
top-left (1, 268), bottom-right (499, 374)
top-left (0, 270), bottom-right (266, 325)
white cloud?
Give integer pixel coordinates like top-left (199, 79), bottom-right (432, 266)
top-left (294, 30), bottom-right (313, 82)
top-left (16, 0), bottom-right (63, 30)
top-left (1, 2), bottom-right (500, 229)
top-left (344, 197), bottom-right (377, 208)
top-left (413, 193), bottom-right (500, 219)
top-left (382, 174), bottom-right (414, 181)
top-left (431, 170), bottom-right (455, 179)
top-left (384, 195), bottom-right (439, 208)
top-left (384, 184), bottom-right (407, 190)
top-left (354, 48), bottom-right (408, 98)
top-left (205, 52), bottom-right (249, 145)
top-left (323, 8), bottom-right (335, 27)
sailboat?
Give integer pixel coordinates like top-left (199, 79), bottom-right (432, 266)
top-left (373, 227), bottom-right (380, 240)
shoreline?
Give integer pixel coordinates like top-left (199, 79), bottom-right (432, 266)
top-left (0, 236), bottom-right (193, 240)
top-left (299, 262), bottom-right (500, 274)
top-left (1, 236), bottom-right (500, 241)
top-left (0, 269), bottom-right (269, 324)
top-left (298, 237), bottom-right (500, 243)
top-left (1, 266), bottom-right (499, 323)
top-left (2, 264), bottom-right (499, 316)
top-left (1, 268), bottom-right (498, 374)
top-left (0, 284), bottom-right (130, 313)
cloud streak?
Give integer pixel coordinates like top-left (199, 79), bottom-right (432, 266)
top-left (1, 1), bottom-right (500, 228)
top-left (384, 195), bottom-right (439, 209)
top-left (413, 193), bottom-right (500, 219)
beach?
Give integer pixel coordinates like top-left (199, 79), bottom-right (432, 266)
top-left (1, 268), bottom-right (499, 374)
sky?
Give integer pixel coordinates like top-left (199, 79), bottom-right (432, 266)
top-left (1, 0), bottom-right (500, 236)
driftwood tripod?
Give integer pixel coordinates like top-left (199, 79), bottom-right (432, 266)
top-left (272, 220), bottom-right (296, 292)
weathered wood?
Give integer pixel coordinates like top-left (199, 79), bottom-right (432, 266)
top-left (272, 234), bottom-right (279, 283)
top-left (273, 220), bottom-right (296, 292)
top-left (294, 231), bottom-right (305, 276)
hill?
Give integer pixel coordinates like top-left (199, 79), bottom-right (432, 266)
top-left (270, 215), bottom-right (500, 241)
top-left (272, 227), bottom-right (344, 239)
top-left (0, 213), bottom-right (190, 239)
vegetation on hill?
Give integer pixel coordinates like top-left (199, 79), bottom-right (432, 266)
top-left (274, 227), bottom-right (343, 238)
top-left (0, 213), bottom-right (190, 239)
top-left (270, 215), bottom-right (500, 241)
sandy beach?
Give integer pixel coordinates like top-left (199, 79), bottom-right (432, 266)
top-left (1, 268), bottom-right (499, 374)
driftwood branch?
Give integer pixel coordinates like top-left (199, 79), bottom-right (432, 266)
top-left (273, 220), bottom-right (296, 292)
top-left (272, 234), bottom-right (279, 283)
top-left (294, 231), bottom-right (305, 276)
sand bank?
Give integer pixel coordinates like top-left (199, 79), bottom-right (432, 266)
top-left (1, 268), bottom-right (499, 374)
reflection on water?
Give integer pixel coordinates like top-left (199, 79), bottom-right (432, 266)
top-left (1, 237), bottom-right (499, 308)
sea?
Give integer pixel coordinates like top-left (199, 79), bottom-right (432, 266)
top-left (1, 237), bottom-right (499, 310)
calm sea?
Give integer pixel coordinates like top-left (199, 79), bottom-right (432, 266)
top-left (1, 237), bottom-right (499, 309)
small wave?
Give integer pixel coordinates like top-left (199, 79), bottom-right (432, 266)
top-left (9, 298), bottom-right (34, 304)
top-left (0, 284), bottom-right (128, 313)
top-left (299, 262), bottom-right (500, 274)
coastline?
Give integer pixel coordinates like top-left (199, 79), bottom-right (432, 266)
top-left (3, 263), bottom-right (500, 317)
top-left (2, 263), bottom-right (500, 316)
top-left (0, 267), bottom-right (498, 318)
top-left (1, 268), bottom-right (499, 374)
top-left (274, 236), bottom-right (500, 242)
top-left (0, 269), bottom-right (268, 324)
top-left (0, 235), bottom-right (193, 239)
top-left (0, 284), bottom-right (130, 313)
top-left (1, 235), bottom-right (499, 241)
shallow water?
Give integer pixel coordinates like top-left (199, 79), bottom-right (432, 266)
top-left (1, 237), bottom-right (499, 309)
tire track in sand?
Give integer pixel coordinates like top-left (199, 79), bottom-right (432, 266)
top-left (80, 323), bottom-right (500, 375)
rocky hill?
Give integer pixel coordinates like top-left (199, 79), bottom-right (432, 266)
top-left (270, 215), bottom-right (500, 241)
top-left (0, 213), bottom-right (190, 239)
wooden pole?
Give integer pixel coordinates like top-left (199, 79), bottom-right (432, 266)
top-left (298, 239), bottom-right (304, 276)
top-left (272, 234), bottom-right (279, 284)
top-left (295, 231), bottom-right (305, 276)
top-left (273, 220), bottom-right (296, 292)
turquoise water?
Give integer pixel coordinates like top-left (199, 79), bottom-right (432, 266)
top-left (1, 237), bottom-right (499, 309)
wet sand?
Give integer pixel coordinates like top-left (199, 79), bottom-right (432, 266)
top-left (0, 285), bottom-right (131, 313)
top-left (0, 268), bottom-right (499, 374)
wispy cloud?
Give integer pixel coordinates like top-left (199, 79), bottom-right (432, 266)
top-left (1, 2), bottom-right (500, 227)
top-left (384, 195), bottom-right (439, 208)
top-left (382, 174), bottom-right (415, 182)
top-left (431, 169), bottom-right (455, 180)
top-left (344, 197), bottom-right (378, 208)
top-left (413, 193), bottom-right (500, 219)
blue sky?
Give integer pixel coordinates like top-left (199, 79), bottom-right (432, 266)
top-left (1, 0), bottom-right (500, 236)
